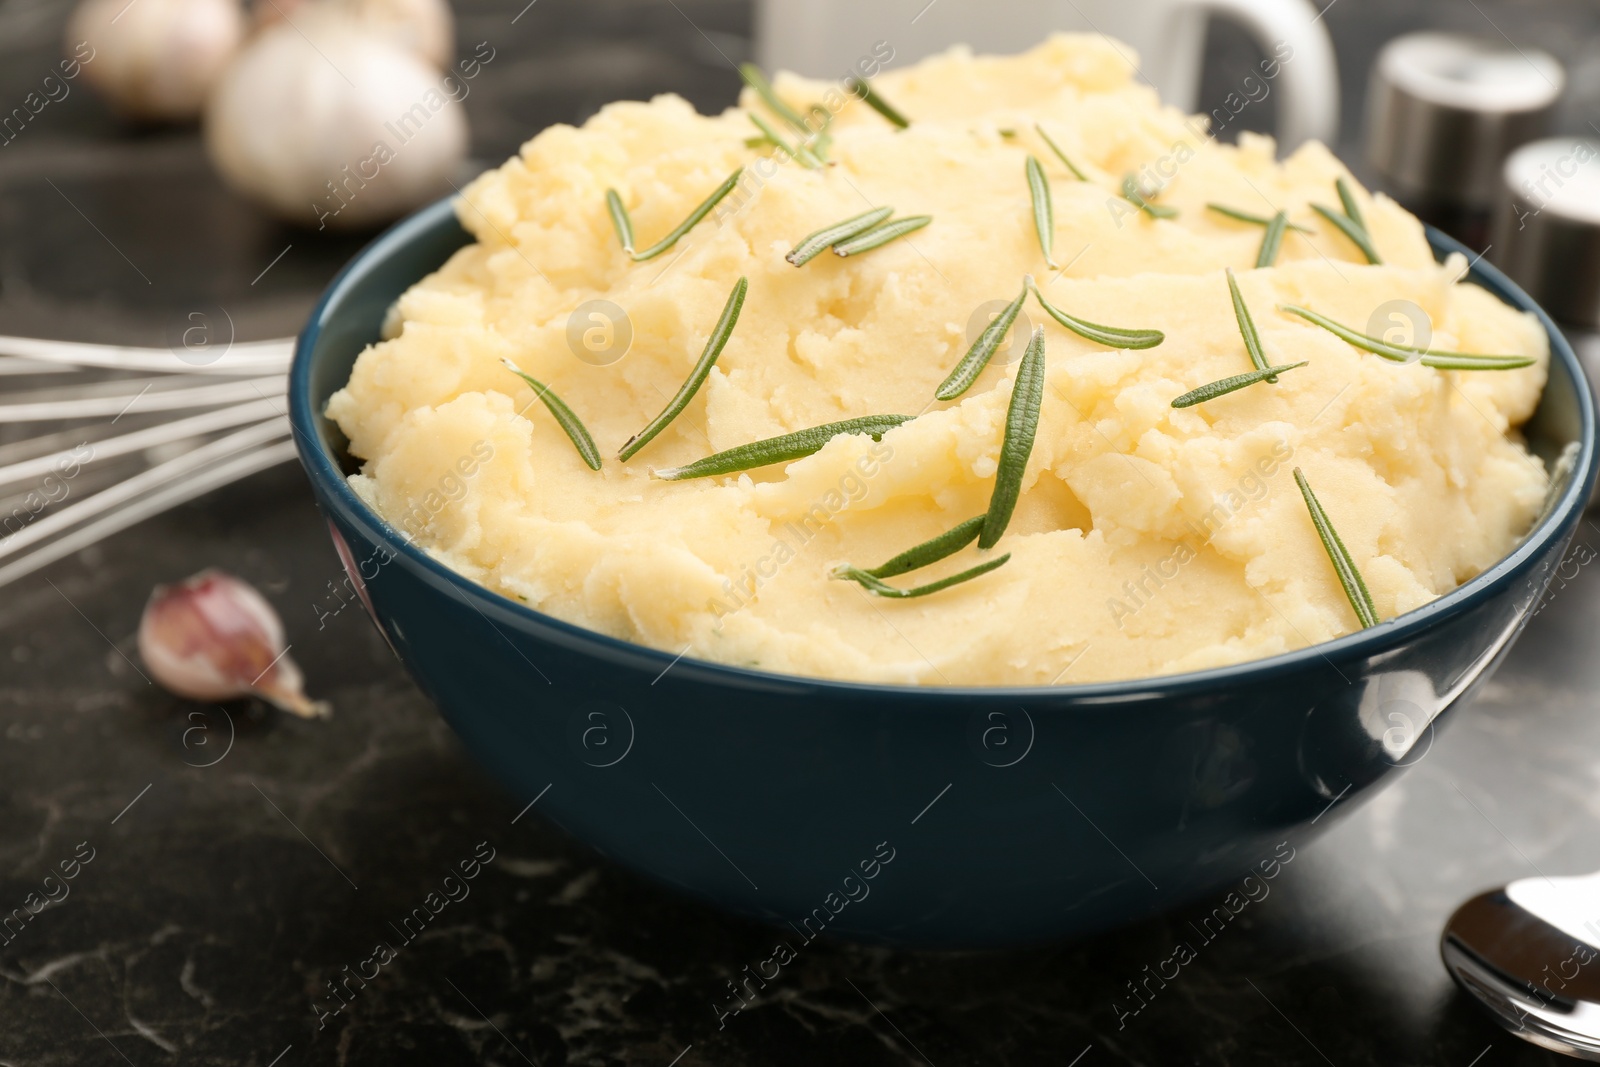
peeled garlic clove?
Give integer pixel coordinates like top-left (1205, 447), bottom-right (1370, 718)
top-left (67, 0), bottom-right (245, 122)
top-left (138, 569), bottom-right (330, 719)
top-left (203, 16), bottom-right (467, 229)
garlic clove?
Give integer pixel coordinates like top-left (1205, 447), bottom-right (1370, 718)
top-left (67, 0), bottom-right (246, 122)
top-left (138, 569), bottom-right (330, 719)
top-left (253, 0), bottom-right (453, 69)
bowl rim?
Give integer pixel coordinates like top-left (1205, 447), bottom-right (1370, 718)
top-left (290, 196), bottom-right (1599, 702)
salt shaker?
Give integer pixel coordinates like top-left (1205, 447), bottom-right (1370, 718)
top-left (1491, 137), bottom-right (1600, 506)
top-left (1366, 33), bottom-right (1564, 251)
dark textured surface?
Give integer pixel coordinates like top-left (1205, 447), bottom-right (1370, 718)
top-left (2, 0), bottom-right (1599, 1063)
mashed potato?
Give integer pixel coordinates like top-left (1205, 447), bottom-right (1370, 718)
top-left (327, 35), bottom-right (1550, 685)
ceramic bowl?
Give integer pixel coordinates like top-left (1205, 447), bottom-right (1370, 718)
top-left (290, 197), bottom-right (1597, 947)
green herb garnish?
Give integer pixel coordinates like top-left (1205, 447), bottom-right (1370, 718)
top-left (651, 414), bottom-right (912, 480)
top-left (1121, 176), bottom-right (1178, 219)
top-left (1205, 203), bottom-right (1313, 234)
top-left (499, 359), bottom-right (602, 471)
top-left (846, 77), bottom-right (910, 128)
top-left (1294, 467), bottom-right (1379, 629)
top-left (936, 281), bottom-right (1028, 400)
top-left (606, 189), bottom-right (634, 254)
top-left (832, 215), bottom-right (931, 257)
top-left (1028, 278), bottom-right (1164, 349)
top-left (1026, 155), bottom-right (1057, 268)
top-left (856, 516), bottom-right (986, 579)
top-left (832, 554), bottom-right (1011, 598)
top-left (979, 326), bottom-right (1046, 549)
top-left (1311, 181), bottom-right (1380, 264)
top-left (787, 206), bottom-right (895, 266)
top-left (619, 276), bottom-right (747, 461)
top-left (739, 63), bottom-right (808, 133)
top-left (1280, 305), bottom-right (1536, 370)
top-left (1034, 123), bottom-right (1088, 181)
top-left (1227, 267), bottom-right (1273, 380)
top-left (747, 113), bottom-right (822, 169)
top-left (615, 168), bottom-right (745, 262)
top-left (1255, 210), bottom-right (1288, 268)
top-left (1171, 362), bottom-right (1308, 408)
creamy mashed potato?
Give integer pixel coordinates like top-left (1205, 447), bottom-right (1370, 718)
top-left (327, 35), bottom-right (1550, 685)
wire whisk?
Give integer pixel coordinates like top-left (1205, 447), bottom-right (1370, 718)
top-left (0, 333), bottom-right (299, 589)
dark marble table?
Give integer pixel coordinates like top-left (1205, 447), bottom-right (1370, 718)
top-left (3, 1), bottom-right (1600, 1063)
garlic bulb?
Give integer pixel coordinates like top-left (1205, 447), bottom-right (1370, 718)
top-left (204, 16), bottom-right (467, 229)
top-left (139, 569), bottom-right (329, 719)
top-left (67, 0), bottom-right (245, 122)
top-left (253, 0), bottom-right (454, 69)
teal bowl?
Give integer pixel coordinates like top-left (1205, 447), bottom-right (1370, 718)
top-left (290, 197), bottom-right (1596, 947)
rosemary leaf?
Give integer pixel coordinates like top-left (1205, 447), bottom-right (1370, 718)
top-left (859, 516), bottom-right (986, 579)
top-left (1171, 362), bottom-right (1308, 408)
top-left (499, 359), bottom-right (602, 471)
top-left (747, 113), bottom-right (822, 169)
top-left (1310, 204), bottom-right (1381, 265)
top-left (980, 326), bottom-right (1046, 549)
top-left (1255, 210), bottom-right (1288, 268)
top-left (786, 206), bottom-right (894, 266)
top-left (1034, 123), bottom-right (1088, 181)
top-left (739, 62), bottom-right (809, 133)
top-left (1294, 467), bottom-right (1379, 629)
top-left (1029, 278), bottom-right (1164, 350)
top-left (651, 414), bottom-right (913, 481)
top-left (1336, 177), bottom-right (1366, 231)
top-left (936, 281), bottom-right (1028, 400)
top-left (1205, 203), bottom-right (1314, 234)
top-left (846, 76), bottom-right (910, 128)
top-left (605, 189), bottom-right (634, 254)
top-left (832, 215), bottom-right (931, 257)
top-left (1227, 268), bottom-right (1273, 380)
top-left (1121, 176), bottom-right (1178, 219)
top-left (831, 554), bottom-right (1011, 598)
top-left (1279, 305), bottom-right (1536, 369)
top-left (1026, 155), bottom-right (1057, 268)
top-left (619, 276), bottom-right (747, 461)
top-left (630, 168), bottom-right (745, 262)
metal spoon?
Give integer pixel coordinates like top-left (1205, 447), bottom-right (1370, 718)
top-left (1442, 871), bottom-right (1600, 1059)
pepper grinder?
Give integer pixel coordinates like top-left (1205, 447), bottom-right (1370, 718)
top-left (1366, 33), bottom-right (1564, 251)
top-left (1491, 136), bottom-right (1600, 507)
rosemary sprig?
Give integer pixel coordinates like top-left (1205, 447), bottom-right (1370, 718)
top-left (1226, 268), bottom-right (1273, 380)
top-left (1255, 210), bottom-right (1288, 268)
top-left (846, 76), bottom-right (910, 128)
top-left (1205, 203), bottom-right (1313, 234)
top-left (1026, 155), bottom-right (1057, 269)
top-left (623, 168), bottom-right (745, 262)
top-left (1028, 278), bottom-right (1164, 349)
top-left (1336, 177), bottom-right (1366, 231)
top-left (1279, 305), bottom-right (1536, 370)
top-left (980, 326), bottom-right (1046, 549)
top-left (786, 206), bottom-right (895, 266)
top-left (652, 414), bottom-right (912, 480)
top-left (832, 215), bottom-right (931, 257)
top-left (1171, 362), bottom-right (1308, 408)
top-left (619, 276), bottom-right (747, 461)
top-left (499, 359), bottom-right (602, 471)
top-left (1294, 467), bottom-right (1379, 629)
top-left (832, 554), bottom-right (1011, 598)
top-left (605, 189), bottom-right (634, 254)
top-left (857, 516), bottom-right (986, 579)
top-left (1310, 205), bottom-right (1381, 265)
top-left (936, 281), bottom-right (1028, 400)
top-left (1121, 176), bottom-right (1178, 219)
top-left (739, 62), bottom-right (808, 133)
top-left (747, 113), bottom-right (822, 169)
top-left (1034, 123), bottom-right (1088, 181)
